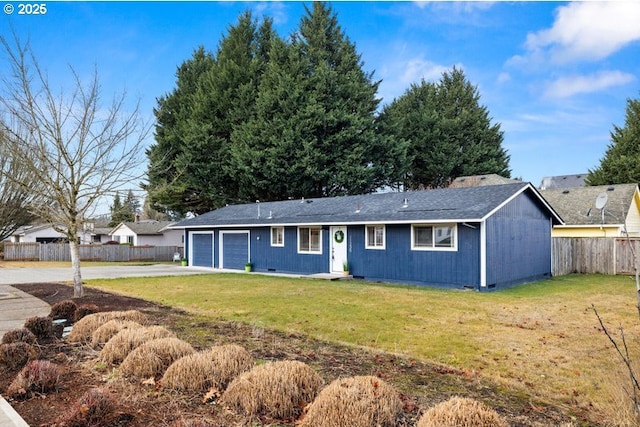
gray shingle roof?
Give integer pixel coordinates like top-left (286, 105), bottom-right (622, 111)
top-left (116, 221), bottom-right (174, 235)
top-left (541, 183), bottom-right (638, 225)
top-left (175, 182), bottom-right (559, 228)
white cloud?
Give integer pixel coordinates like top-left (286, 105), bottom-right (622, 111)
top-left (377, 54), bottom-right (452, 104)
top-left (497, 72), bottom-right (511, 84)
top-left (253, 1), bottom-right (288, 25)
top-left (543, 70), bottom-right (635, 98)
top-left (414, 1), bottom-right (494, 13)
top-left (522, 2), bottom-right (640, 64)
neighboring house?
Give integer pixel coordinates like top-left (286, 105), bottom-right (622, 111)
top-left (173, 182), bottom-right (562, 291)
top-left (9, 224), bottom-right (96, 244)
top-left (109, 220), bottom-right (183, 246)
top-left (541, 183), bottom-right (640, 237)
top-left (449, 174), bottom-right (520, 188)
top-left (539, 173), bottom-right (587, 190)
top-left (90, 227), bottom-right (113, 244)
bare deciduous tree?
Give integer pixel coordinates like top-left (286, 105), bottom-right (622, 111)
top-left (0, 35), bottom-right (149, 297)
top-left (0, 130), bottom-right (38, 240)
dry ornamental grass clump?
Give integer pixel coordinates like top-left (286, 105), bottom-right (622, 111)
top-left (299, 375), bottom-right (402, 427)
top-left (24, 316), bottom-right (54, 340)
top-left (67, 310), bottom-right (147, 343)
top-left (221, 360), bottom-right (324, 419)
top-left (119, 337), bottom-right (194, 379)
top-left (55, 387), bottom-right (117, 427)
top-left (74, 303), bottom-right (99, 321)
top-left (1, 327), bottom-right (37, 345)
top-left (0, 342), bottom-right (39, 370)
top-left (100, 325), bottom-right (175, 365)
top-left (90, 319), bottom-right (143, 349)
top-left (6, 360), bottom-right (61, 398)
top-left (162, 344), bottom-right (254, 392)
top-left (49, 300), bottom-right (77, 322)
top-left (417, 396), bottom-right (509, 427)
top-left (170, 418), bottom-right (217, 427)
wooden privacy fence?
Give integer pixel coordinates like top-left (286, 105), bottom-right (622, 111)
top-left (3, 243), bottom-right (183, 262)
top-left (552, 237), bottom-right (640, 276)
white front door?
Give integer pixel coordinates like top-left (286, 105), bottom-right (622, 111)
top-left (330, 226), bottom-right (348, 273)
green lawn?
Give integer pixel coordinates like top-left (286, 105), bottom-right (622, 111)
top-left (87, 273), bottom-right (639, 422)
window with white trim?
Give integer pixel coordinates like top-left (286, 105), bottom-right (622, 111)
top-left (271, 226), bottom-right (284, 247)
top-left (365, 225), bottom-right (385, 249)
top-left (411, 224), bottom-right (456, 250)
top-left (298, 227), bottom-right (322, 253)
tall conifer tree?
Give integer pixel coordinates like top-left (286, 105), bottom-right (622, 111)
top-left (587, 94), bottom-right (640, 185)
top-left (379, 67), bottom-right (509, 189)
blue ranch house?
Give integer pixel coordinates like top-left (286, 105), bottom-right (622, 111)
top-left (173, 182), bottom-right (562, 291)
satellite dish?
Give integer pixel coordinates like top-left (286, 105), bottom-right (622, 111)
top-left (595, 192), bottom-right (608, 210)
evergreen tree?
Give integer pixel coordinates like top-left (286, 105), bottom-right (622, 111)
top-left (145, 12), bottom-right (277, 214)
top-left (109, 192), bottom-right (133, 227)
top-left (587, 94), bottom-right (640, 185)
top-left (379, 67), bottom-right (510, 189)
top-left (144, 47), bottom-right (215, 215)
top-left (124, 190), bottom-right (140, 218)
top-left (232, 2), bottom-right (405, 200)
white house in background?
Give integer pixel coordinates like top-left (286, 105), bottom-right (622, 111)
top-left (9, 224), bottom-right (93, 243)
top-left (109, 220), bottom-right (182, 246)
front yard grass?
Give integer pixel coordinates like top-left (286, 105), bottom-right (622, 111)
top-left (87, 273), bottom-right (639, 423)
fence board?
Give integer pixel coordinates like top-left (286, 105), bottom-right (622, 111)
top-left (4, 243), bottom-right (183, 262)
top-left (552, 237), bottom-right (637, 276)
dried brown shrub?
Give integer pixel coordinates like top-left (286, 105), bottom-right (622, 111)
top-left (221, 360), bottom-right (323, 419)
top-left (24, 316), bottom-right (54, 340)
top-left (100, 325), bottom-right (175, 365)
top-left (49, 300), bottom-right (77, 321)
top-left (0, 342), bottom-right (39, 370)
top-left (6, 359), bottom-right (61, 398)
top-left (162, 344), bottom-right (254, 392)
top-left (170, 418), bottom-right (217, 427)
top-left (56, 387), bottom-right (117, 427)
top-left (67, 310), bottom-right (147, 343)
top-left (119, 337), bottom-right (194, 379)
top-left (74, 303), bottom-right (99, 321)
top-left (90, 319), bottom-right (143, 349)
top-left (299, 375), bottom-right (402, 427)
top-left (417, 396), bottom-right (509, 427)
top-left (1, 327), bottom-right (37, 345)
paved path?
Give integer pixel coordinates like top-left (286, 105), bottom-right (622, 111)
top-left (0, 264), bottom-right (209, 427)
top-left (0, 264), bottom-right (210, 285)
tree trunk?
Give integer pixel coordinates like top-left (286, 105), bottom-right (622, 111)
top-left (69, 240), bottom-right (83, 298)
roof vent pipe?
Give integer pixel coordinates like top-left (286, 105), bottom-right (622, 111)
top-left (256, 200), bottom-right (260, 219)
top-left (402, 198), bottom-right (409, 208)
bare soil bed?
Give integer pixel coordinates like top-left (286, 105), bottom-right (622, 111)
top-left (2, 282), bottom-right (594, 426)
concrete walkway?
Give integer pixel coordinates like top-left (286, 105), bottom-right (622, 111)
top-left (0, 264), bottom-right (210, 427)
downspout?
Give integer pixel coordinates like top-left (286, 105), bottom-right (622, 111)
top-left (480, 220), bottom-right (487, 289)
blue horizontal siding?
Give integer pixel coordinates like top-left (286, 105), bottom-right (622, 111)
top-left (348, 224), bottom-right (480, 288)
top-left (249, 227), bottom-right (328, 274)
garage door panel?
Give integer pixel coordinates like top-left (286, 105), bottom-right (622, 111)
top-left (222, 233), bottom-right (248, 270)
top-left (192, 233), bottom-right (213, 267)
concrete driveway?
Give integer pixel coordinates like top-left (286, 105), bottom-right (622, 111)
top-left (0, 264), bottom-right (211, 285)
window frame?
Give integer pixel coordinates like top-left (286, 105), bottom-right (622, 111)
top-left (297, 226), bottom-right (322, 254)
top-left (365, 225), bottom-right (386, 250)
top-left (411, 224), bottom-right (457, 251)
top-left (271, 226), bottom-right (285, 247)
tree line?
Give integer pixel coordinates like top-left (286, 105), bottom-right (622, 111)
top-left (144, 3), bottom-right (511, 216)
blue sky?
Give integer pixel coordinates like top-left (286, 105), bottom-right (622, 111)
top-left (2, 1), bottom-right (640, 210)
